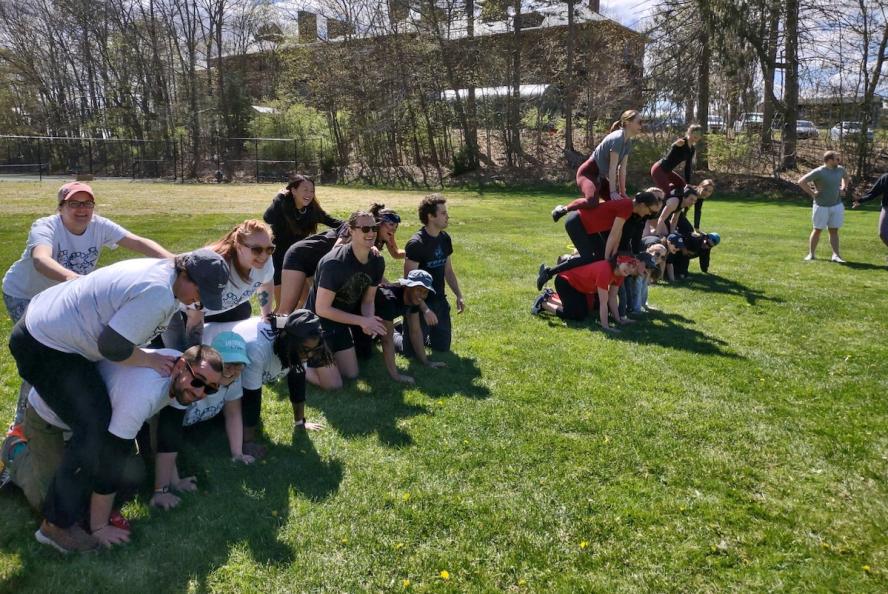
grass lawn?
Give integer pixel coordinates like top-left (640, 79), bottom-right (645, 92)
top-left (0, 179), bottom-right (886, 593)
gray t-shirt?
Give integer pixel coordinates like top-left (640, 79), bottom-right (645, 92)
top-left (25, 258), bottom-right (180, 361)
top-left (807, 165), bottom-right (845, 207)
top-left (202, 317), bottom-right (286, 391)
top-left (202, 257), bottom-right (274, 317)
top-left (2, 214), bottom-right (128, 300)
top-left (28, 348), bottom-right (185, 439)
top-left (592, 129), bottom-right (633, 177)
top-left (183, 379), bottom-right (242, 427)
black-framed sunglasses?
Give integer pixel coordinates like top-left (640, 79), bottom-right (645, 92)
top-left (182, 358), bottom-right (219, 395)
top-left (242, 242), bottom-right (275, 256)
top-left (352, 224), bottom-right (380, 234)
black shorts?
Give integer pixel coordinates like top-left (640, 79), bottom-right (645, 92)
top-left (283, 234), bottom-right (337, 277)
top-left (319, 319), bottom-right (354, 353)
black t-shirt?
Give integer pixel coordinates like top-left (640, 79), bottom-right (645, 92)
top-left (306, 244), bottom-right (385, 314)
top-left (282, 223), bottom-right (349, 273)
top-left (404, 228), bottom-right (453, 298)
top-left (619, 213), bottom-right (652, 253)
top-left (640, 235), bottom-right (663, 252)
top-left (374, 284), bottom-right (420, 322)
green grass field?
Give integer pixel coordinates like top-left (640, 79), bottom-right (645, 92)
top-left (0, 180), bottom-right (886, 593)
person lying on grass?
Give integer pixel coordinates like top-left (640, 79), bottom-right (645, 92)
top-left (202, 311), bottom-right (340, 459)
top-left (532, 255), bottom-right (650, 332)
top-left (375, 269), bottom-right (446, 384)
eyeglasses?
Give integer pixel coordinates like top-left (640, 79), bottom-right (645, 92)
top-left (182, 358), bottom-right (219, 395)
top-left (352, 224), bottom-right (379, 234)
top-left (242, 243), bottom-right (275, 256)
top-left (64, 200), bottom-right (95, 209)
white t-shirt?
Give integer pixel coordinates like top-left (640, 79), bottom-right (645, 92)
top-left (182, 378), bottom-right (243, 427)
top-left (202, 317), bottom-right (286, 391)
top-left (202, 257), bottom-right (274, 317)
top-left (2, 214), bottom-right (128, 300)
top-left (27, 348), bottom-right (186, 439)
top-left (25, 258), bottom-right (180, 361)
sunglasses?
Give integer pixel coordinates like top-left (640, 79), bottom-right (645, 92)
top-left (182, 358), bottom-right (219, 395)
top-left (242, 243), bottom-right (275, 256)
top-left (64, 200), bottom-right (95, 209)
top-left (352, 224), bottom-right (380, 234)
top-left (380, 213), bottom-right (401, 224)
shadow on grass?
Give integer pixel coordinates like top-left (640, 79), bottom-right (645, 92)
top-left (677, 273), bottom-right (784, 305)
top-left (286, 352), bottom-right (488, 448)
top-left (0, 420), bottom-right (339, 591)
top-left (840, 260), bottom-right (887, 272)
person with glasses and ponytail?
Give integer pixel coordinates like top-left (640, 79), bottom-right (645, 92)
top-left (370, 203), bottom-right (406, 260)
top-left (651, 124), bottom-right (702, 196)
top-left (551, 110), bottom-right (642, 221)
top-left (2, 182), bottom-right (172, 426)
top-left (654, 181), bottom-right (715, 237)
top-left (263, 175), bottom-right (343, 306)
top-left (202, 310), bottom-right (341, 458)
top-left (306, 211), bottom-right (388, 380)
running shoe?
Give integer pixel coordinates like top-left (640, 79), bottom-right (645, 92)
top-left (551, 205), bottom-right (567, 222)
top-left (830, 255), bottom-right (846, 263)
top-left (35, 520), bottom-right (99, 554)
top-left (531, 290), bottom-right (552, 315)
top-left (803, 253), bottom-right (815, 261)
top-left (536, 263), bottom-right (549, 291)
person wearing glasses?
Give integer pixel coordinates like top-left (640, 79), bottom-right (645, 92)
top-left (202, 310), bottom-right (340, 457)
top-left (6, 249), bottom-right (228, 553)
top-left (263, 175), bottom-right (343, 307)
top-left (2, 182), bottom-right (172, 426)
top-left (370, 203), bottom-right (406, 259)
top-left (10, 345), bottom-right (222, 549)
top-left (401, 194), bottom-right (464, 357)
top-left (306, 211), bottom-right (388, 379)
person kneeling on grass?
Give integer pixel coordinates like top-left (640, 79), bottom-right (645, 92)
top-left (375, 269), bottom-right (446, 384)
top-left (202, 311), bottom-right (341, 459)
top-left (531, 255), bottom-right (642, 333)
top-left (181, 332), bottom-right (256, 465)
top-left (7, 345), bottom-right (221, 550)
top-left (677, 231), bottom-right (720, 275)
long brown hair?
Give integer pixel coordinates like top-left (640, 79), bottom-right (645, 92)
top-left (281, 175), bottom-right (323, 236)
top-left (207, 219), bottom-right (274, 283)
top-left (610, 109), bottom-right (640, 133)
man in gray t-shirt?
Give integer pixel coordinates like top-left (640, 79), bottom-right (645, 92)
top-left (798, 151), bottom-right (850, 263)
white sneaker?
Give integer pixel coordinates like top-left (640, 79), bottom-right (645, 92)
top-left (831, 255), bottom-right (846, 263)
top-left (803, 253), bottom-right (815, 261)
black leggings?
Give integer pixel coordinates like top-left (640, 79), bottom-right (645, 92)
top-left (8, 321), bottom-right (111, 528)
top-left (554, 275), bottom-right (589, 321)
top-left (548, 212), bottom-right (607, 276)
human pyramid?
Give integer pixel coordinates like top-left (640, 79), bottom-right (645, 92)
top-left (0, 177), bottom-right (463, 553)
top-left (531, 109), bottom-right (720, 329)
top-left (5, 108), bottom-right (881, 556)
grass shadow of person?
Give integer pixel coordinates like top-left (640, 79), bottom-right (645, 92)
top-left (607, 309), bottom-right (742, 358)
top-left (839, 261), bottom-right (887, 272)
top-left (677, 273), bottom-right (784, 306)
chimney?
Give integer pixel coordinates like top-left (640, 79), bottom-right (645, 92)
top-left (298, 11), bottom-right (318, 43)
top-left (590, 0), bottom-right (600, 12)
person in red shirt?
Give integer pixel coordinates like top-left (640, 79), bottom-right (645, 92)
top-left (537, 191), bottom-right (660, 290)
top-left (533, 255), bottom-right (641, 332)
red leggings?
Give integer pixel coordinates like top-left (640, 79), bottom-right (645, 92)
top-left (569, 156), bottom-right (610, 211)
top-left (650, 161), bottom-right (685, 197)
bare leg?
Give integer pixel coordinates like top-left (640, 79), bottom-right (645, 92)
top-left (305, 363), bottom-right (343, 390)
top-left (827, 228), bottom-right (841, 258)
top-left (808, 228), bottom-right (822, 257)
top-left (277, 270), bottom-right (306, 315)
top-left (333, 348), bottom-right (359, 380)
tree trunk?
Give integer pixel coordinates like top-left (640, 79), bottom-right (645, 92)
top-left (781, 0), bottom-right (799, 170)
top-left (856, 0), bottom-right (888, 180)
top-left (760, 2), bottom-right (780, 151)
top-left (695, 4), bottom-right (711, 171)
top-left (563, 0), bottom-right (576, 151)
top-left (509, 0), bottom-right (523, 165)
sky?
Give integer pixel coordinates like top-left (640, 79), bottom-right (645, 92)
top-left (598, 0), bottom-right (656, 31)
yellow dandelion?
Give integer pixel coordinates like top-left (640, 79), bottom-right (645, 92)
top-left (439, 570), bottom-right (450, 580)
top-left (518, 578), bottom-right (527, 586)
top-left (863, 565), bottom-right (872, 573)
top-left (579, 540), bottom-right (589, 549)
top-left (402, 492), bottom-right (411, 501)
top-left (402, 578), bottom-right (411, 588)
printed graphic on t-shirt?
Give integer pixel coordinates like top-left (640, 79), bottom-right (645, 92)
top-left (334, 272), bottom-right (372, 309)
top-left (221, 281), bottom-right (263, 310)
top-left (184, 401), bottom-right (224, 426)
top-left (262, 367), bottom-right (288, 384)
top-left (427, 246), bottom-right (447, 270)
top-left (56, 246), bottom-right (99, 275)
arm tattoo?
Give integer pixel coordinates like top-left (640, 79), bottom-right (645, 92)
top-left (258, 291), bottom-right (270, 307)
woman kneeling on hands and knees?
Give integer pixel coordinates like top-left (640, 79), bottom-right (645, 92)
top-left (202, 311), bottom-right (340, 458)
top-left (533, 255), bottom-right (648, 333)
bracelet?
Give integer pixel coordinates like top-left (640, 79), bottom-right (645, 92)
top-left (294, 418), bottom-right (306, 427)
top-left (153, 485), bottom-right (170, 495)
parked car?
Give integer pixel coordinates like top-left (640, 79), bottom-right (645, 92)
top-left (707, 115), bottom-right (725, 132)
top-left (796, 120), bottom-right (819, 139)
top-left (829, 121), bottom-right (874, 142)
top-left (646, 116), bottom-right (684, 133)
top-left (734, 112), bottom-right (764, 134)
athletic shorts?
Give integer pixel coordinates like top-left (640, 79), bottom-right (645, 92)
top-left (812, 203), bottom-right (844, 229)
top-left (319, 319), bottom-right (354, 353)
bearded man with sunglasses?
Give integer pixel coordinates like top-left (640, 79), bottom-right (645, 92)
top-left (9, 345), bottom-right (222, 552)
top-left (6, 249), bottom-right (228, 553)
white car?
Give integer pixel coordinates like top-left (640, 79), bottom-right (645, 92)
top-left (796, 120), bottom-right (819, 139)
top-left (830, 121), bottom-right (874, 142)
top-left (707, 115), bottom-right (725, 132)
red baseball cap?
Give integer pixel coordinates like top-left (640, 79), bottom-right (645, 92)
top-left (57, 182), bottom-right (95, 204)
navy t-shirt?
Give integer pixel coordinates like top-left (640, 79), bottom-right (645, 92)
top-left (404, 228), bottom-right (453, 298)
top-left (306, 244), bottom-right (385, 314)
top-left (374, 284), bottom-right (420, 321)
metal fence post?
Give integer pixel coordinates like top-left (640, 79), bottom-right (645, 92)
top-left (255, 138), bottom-right (260, 182)
top-left (88, 139), bottom-right (94, 175)
top-left (294, 138), bottom-right (298, 173)
top-left (36, 137), bottom-right (42, 181)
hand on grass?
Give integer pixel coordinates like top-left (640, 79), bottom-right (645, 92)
top-left (423, 309), bottom-right (439, 326)
top-left (425, 361), bottom-right (446, 369)
top-left (232, 453), bottom-right (256, 465)
top-left (150, 492), bottom-right (181, 510)
top-left (173, 476), bottom-right (198, 493)
top-left (92, 524), bottom-right (130, 546)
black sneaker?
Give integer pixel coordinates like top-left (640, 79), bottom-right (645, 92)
top-left (536, 263), bottom-right (550, 291)
top-left (551, 205), bottom-right (568, 222)
top-left (531, 291), bottom-right (550, 315)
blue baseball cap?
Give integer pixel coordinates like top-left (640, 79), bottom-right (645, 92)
top-left (210, 331), bottom-right (250, 365)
